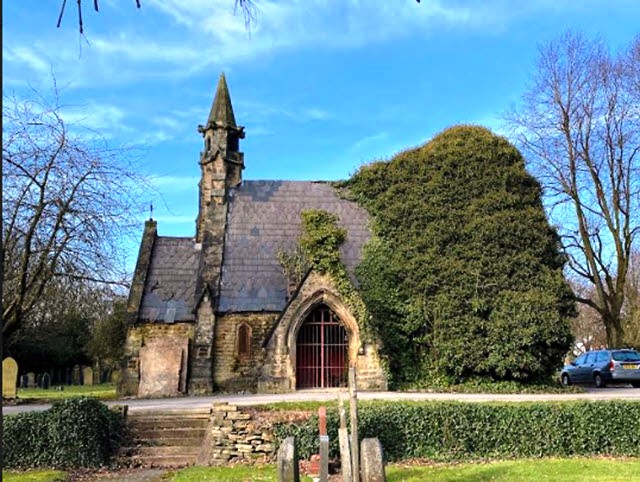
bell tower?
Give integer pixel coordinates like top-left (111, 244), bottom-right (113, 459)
top-left (196, 73), bottom-right (245, 243)
top-left (189, 74), bottom-right (244, 394)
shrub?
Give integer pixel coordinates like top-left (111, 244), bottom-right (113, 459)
top-left (2, 397), bottom-right (127, 469)
top-left (274, 401), bottom-right (640, 461)
top-left (345, 125), bottom-right (575, 385)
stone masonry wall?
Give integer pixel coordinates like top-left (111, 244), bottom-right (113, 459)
top-left (120, 323), bottom-right (195, 397)
top-left (198, 403), bottom-right (275, 466)
top-left (212, 312), bottom-right (278, 392)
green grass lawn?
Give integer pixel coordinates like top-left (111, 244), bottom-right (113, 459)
top-left (162, 458), bottom-right (640, 481)
top-left (15, 383), bottom-right (117, 402)
top-left (387, 458), bottom-right (640, 481)
top-left (1, 470), bottom-right (67, 482)
top-left (5, 458), bottom-right (640, 481)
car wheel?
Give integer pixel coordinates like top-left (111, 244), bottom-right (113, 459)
top-left (561, 373), bottom-right (571, 386)
top-left (594, 373), bottom-right (606, 388)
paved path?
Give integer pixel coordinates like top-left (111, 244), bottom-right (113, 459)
top-left (4, 386), bottom-right (640, 415)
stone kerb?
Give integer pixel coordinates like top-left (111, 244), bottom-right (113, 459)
top-left (198, 403), bottom-right (275, 466)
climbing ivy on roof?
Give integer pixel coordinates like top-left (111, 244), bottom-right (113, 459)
top-left (344, 125), bottom-right (575, 387)
top-left (279, 209), bottom-right (371, 341)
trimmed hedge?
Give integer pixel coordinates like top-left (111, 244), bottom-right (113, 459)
top-left (2, 397), bottom-right (127, 469)
top-left (273, 401), bottom-right (640, 461)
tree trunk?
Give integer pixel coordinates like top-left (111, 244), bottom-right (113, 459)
top-left (603, 315), bottom-right (625, 348)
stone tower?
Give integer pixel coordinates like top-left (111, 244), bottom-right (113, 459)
top-left (196, 72), bottom-right (245, 241)
top-left (189, 74), bottom-right (245, 393)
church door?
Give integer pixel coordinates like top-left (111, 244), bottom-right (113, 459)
top-left (296, 304), bottom-right (348, 389)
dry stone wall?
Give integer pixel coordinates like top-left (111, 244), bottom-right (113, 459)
top-left (198, 403), bottom-right (275, 465)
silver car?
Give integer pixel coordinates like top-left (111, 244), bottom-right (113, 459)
top-left (561, 349), bottom-right (640, 388)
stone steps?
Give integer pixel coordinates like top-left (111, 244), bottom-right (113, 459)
top-left (122, 409), bottom-right (211, 468)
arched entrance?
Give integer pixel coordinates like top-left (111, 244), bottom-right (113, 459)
top-left (296, 304), bottom-right (348, 389)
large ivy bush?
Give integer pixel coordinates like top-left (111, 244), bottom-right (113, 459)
top-left (2, 397), bottom-right (127, 469)
top-left (344, 125), bottom-right (574, 386)
top-left (274, 401), bottom-right (640, 462)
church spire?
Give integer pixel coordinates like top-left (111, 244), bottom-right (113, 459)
top-left (207, 73), bottom-right (237, 128)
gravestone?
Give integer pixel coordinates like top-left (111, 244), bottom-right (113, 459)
top-left (112, 369), bottom-right (122, 386)
top-left (20, 374), bottom-right (29, 389)
top-left (360, 438), bottom-right (386, 482)
top-left (277, 436), bottom-right (299, 482)
top-left (83, 367), bottom-right (94, 386)
top-left (42, 373), bottom-right (51, 390)
top-left (3, 358), bottom-right (19, 399)
top-left (72, 365), bottom-right (81, 385)
top-left (37, 373), bottom-right (43, 388)
top-left (27, 372), bottom-right (36, 388)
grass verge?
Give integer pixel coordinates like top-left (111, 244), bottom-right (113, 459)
top-left (387, 457), bottom-right (640, 481)
top-left (2, 470), bottom-right (67, 481)
top-left (14, 384), bottom-right (117, 402)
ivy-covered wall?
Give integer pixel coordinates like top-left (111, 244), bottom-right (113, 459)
top-left (344, 125), bottom-right (575, 387)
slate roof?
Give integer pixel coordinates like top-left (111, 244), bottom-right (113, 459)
top-left (138, 237), bottom-right (201, 322)
top-left (218, 180), bottom-right (370, 312)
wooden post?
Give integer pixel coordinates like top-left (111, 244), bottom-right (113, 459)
top-left (349, 367), bottom-right (359, 482)
top-left (319, 406), bottom-right (329, 482)
top-left (338, 393), bottom-right (353, 482)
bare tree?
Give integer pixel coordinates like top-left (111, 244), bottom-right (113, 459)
top-left (507, 32), bottom-right (640, 348)
top-left (2, 87), bottom-right (145, 338)
top-left (56, 0), bottom-right (258, 33)
top-left (624, 249), bottom-right (640, 348)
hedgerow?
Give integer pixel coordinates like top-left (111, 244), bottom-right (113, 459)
top-left (2, 397), bottom-right (127, 469)
top-left (273, 401), bottom-right (640, 461)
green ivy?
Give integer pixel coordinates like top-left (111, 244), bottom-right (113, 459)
top-left (278, 209), bottom-right (371, 339)
top-left (2, 397), bottom-right (127, 469)
top-left (274, 401), bottom-right (640, 462)
top-left (343, 125), bottom-right (575, 386)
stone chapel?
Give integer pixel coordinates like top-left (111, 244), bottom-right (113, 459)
top-left (120, 74), bottom-right (387, 397)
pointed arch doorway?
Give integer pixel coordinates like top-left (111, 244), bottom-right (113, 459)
top-left (296, 304), bottom-right (349, 389)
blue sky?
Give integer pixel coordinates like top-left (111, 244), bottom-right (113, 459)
top-left (3, 0), bottom-right (639, 270)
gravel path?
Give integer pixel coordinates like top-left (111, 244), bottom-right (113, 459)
top-left (4, 386), bottom-right (640, 415)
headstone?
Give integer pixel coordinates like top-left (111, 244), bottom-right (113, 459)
top-left (42, 373), bottom-right (51, 390)
top-left (72, 365), bottom-right (81, 385)
top-left (2, 358), bottom-right (19, 399)
top-left (277, 436), bottom-right (300, 482)
top-left (360, 438), bottom-right (386, 482)
top-left (112, 369), bottom-right (122, 385)
top-left (93, 362), bottom-right (101, 385)
top-left (66, 367), bottom-right (73, 385)
top-left (27, 372), bottom-right (36, 388)
top-left (83, 367), bottom-right (94, 386)
top-left (37, 373), bottom-right (43, 388)
top-left (20, 374), bottom-right (29, 389)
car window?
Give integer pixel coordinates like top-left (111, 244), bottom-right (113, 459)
top-left (574, 354), bottom-right (587, 365)
top-left (612, 351), bottom-right (640, 362)
top-left (585, 353), bottom-right (595, 364)
top-left (596, 352), bottom-right (609, 363)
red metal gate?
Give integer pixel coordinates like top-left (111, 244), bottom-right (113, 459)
top-left (296, 305), bottom-right (348, 389)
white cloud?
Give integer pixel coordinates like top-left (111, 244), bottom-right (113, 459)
top-left (3, 46), bottom-right (51, 76)
top-left (3, 0), bottom-right (593, 91)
